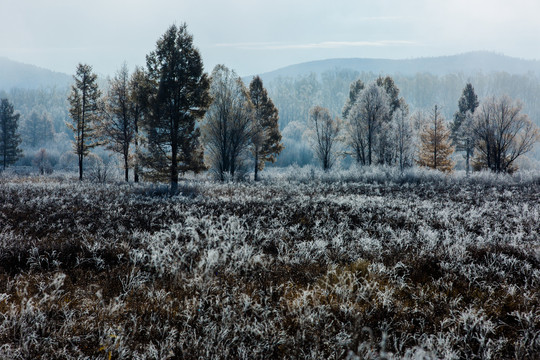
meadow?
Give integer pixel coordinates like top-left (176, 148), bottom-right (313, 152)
top-left (0, 167), bottom-right (539, 359)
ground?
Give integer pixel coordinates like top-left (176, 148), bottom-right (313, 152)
top-left (0, 168), bottom-right (538, 359)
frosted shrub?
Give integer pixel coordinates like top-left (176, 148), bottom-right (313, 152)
top-left (0, 169), bottom-right (538, 358)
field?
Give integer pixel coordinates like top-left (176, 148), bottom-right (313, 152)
top-left (0, 167), bottom-right (539, 359)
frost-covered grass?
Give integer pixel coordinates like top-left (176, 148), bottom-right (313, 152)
top-left (0, 168), bottom-right (539, 359)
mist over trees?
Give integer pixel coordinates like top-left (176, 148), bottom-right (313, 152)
top-left (19, 111), bottom-right (55, 148)
top-left (1, 23), bottom-right (540, 178)
top-left (268, 69), bottom-right (540, 171)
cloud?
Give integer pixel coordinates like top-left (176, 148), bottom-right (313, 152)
top-left (215, 40), bottom-right (417, 50)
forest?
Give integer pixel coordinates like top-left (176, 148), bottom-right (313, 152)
top-left (2, 65), bottom-right (540, 179)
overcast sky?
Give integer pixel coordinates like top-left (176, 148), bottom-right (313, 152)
top-left (1, 0), bottom-right (539, 77)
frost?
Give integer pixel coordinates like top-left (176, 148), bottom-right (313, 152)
top-left (0, 169), bottom-right (539, 358)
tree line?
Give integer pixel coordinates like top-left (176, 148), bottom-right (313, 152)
top-left (65, 24), bottom-right (282, 192)
top-left (307, 78), bottom-right (539, 174)
top-left (1, 23), bottom-right (539, 184)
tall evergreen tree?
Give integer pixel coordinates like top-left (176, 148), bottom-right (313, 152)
top-left (143, 24), bottom-right (211, 193)
top-left (376, 75), bottom-right (401, 117)
top-left (249, 76), bottom-right (283, 181)
top-left (451, 82), bottom-right (479, 142)
top-left (452, 83), bottom-right (479, 175)
top-left (417, 105), bottom-right (454, 172)
top-left (342, 79), bottom-right (365, 119)
top-left (0, 99), bottom-right (23, 170)
top-left (457, 110), bottom-right (476, 176)
top-left (67, 63), bottom-right (102, 181)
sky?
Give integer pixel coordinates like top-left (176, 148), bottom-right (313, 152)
top-left (1, 0), bottom-right (540, 77)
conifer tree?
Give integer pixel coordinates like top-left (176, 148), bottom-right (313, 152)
top-left (417, 105), bottom-right (454, 172)
top-left (143, 24), bottom-right (211, 193)
top-left (0, 99), bottom-right (23, 170)
top-left (451, 83), bottom-right (479, 175)
top-left (67, 63), bottom-right (102, 181)
top-left (342, 79), bottom-right (365, 119)
top-left (451, 83), bottom-right (479, 142)
top-left (249, 76), bottom-right (283, 181)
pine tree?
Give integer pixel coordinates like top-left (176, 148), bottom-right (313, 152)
top-left (417, 105), bottom-right (454, 172)
top-left (451, 83), bottom-right (479, 143)
top-left (376, 76), bottom-right (401, 117)
top-left (143, 24), bottom-right (211, 193)
top-left (342, 79), bottom-right (365, 119)
top-left (67, 63), bottom-right (102, 181)
top-left (249, 76), bottom-right (283, 181)
top-left (451, 83), bottom-right (479, 175)
top-left (0, 99), bottom-right (23, 170)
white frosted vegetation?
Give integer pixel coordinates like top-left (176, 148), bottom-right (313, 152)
top-left (0, 168), bottom-right (538, 358)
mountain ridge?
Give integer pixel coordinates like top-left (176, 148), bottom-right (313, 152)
top-left (251, 51), bottom-right (540, 83)
top-left (2, 52), bottom-right (540, 90)
top-left (0, 57), bottom-right (72, 90)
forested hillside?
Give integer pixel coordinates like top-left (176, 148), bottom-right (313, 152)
top-left (2, 52), bottom-right (540, 173)
top-left (267, 69), bottom-right (540, 167)
top-left (0, 57), bottom-right (71, 90)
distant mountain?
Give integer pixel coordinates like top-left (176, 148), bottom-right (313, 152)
top-left (255, 52), bottom-right (540, 83)
top-left (0, 57), bottom-right (72, 90)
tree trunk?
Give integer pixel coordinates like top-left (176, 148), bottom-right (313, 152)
top-left (465, 145), bottom-right (471, 177)
top-left (78, 155), bottom-right (83, 181)
top-left (170, 122), bottom-right (178, 195)
top-left (134, 130), bottom-right (139, 183)
top-left (254, 150), bottom-right (259, 181)
top-left (124, 154), bottom-right (129, 182)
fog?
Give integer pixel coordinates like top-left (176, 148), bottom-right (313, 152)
top-left (1, 0), bottom-right (540, 76)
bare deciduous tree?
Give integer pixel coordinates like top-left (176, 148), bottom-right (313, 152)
top-left (473, 95), bottom-right (539, 173)
top-left (347, 82), bottom-right (389, 165)
top-left (202, 65), bottom-right (254, 181)
top-left (392, 106), bottom-right (414, 172)
top-left (103, 63), bottom-right (135, 182)
top-left (308, 106), bottom-right (341, 171)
